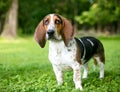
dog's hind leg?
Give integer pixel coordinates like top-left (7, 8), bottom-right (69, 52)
top-left (94, 56), bottom-right (105, 78)
top-left (82, 62), bottom-right (88, 78)
top-left (93, 58), bottom-right (98, 71)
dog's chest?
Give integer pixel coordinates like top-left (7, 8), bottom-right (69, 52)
top-left (48, 40), bottom-right (77, 70)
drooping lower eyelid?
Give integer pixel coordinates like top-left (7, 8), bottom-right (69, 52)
top-left (44, 20), bottom-right (49, 25)
top-left (55, 20), bottom-right (61, 24)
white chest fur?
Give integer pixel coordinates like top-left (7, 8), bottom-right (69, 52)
top-left (48, 39), bottom-right (77, 70)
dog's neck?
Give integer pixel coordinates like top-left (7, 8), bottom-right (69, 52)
top-left (49, 38), bottom-right (75, 49)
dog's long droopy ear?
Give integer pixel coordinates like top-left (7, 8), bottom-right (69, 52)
top-left (61, 18), bottom-right (74, 47)
top-left (34, 20), bottom-right (46, 48)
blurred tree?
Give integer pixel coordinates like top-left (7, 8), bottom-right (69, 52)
top-left (19, 0), bottom-right (52, 34)
top-left (1, 0), bottom-right (119, 36)
top-left (0, 0), bottom-right (11, 34)
top-left (1, 0), bottom-right (18, 38)
top-left (18, 0), bottom-right (90, 34)
top-left (76, 0), bottom-right (120, 35)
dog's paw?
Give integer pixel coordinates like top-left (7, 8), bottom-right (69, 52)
top-left (82, 74), bottom-right (88, 79)
top-left (75, 82), bottom-right (83, 91)
top-left (57, 81), bottom-right (63, 86)
top-left (76, 86), bottom-right (83, 91)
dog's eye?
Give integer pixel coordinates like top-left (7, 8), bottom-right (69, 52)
top-left (55, 20), bottom-right (61, 24)
top-left (44, 19), bottom-right (49, 25)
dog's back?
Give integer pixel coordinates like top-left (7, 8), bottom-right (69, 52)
top-left (75, 36), bottom-right (105, 64)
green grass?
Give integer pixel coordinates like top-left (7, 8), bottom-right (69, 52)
top-left (0, 36), bottom-right (120, 92)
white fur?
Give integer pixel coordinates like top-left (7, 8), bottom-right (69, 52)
top-left (46, 14), bottom-right (62, 40)
top-left (82, 57), bottom-right (104, 79)
top-left (82, 63), bottom-right (88, 78)
top-left (94, 57), bottom-right (104, 78)
top-left (48, 39), bottom-right (83, 90)
top-left (47, 14), bottom-right (55, 30)
top-left (44, 14), bottom-right (104, 91)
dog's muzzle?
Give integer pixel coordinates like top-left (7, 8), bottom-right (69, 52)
top-left (47, 29), bottom-right (55, 39)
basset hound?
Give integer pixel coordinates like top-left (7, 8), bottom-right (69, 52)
top-left (34, 14), bottom-right (105, 90)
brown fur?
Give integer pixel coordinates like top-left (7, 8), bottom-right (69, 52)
top-left (34, 20), bottom-right (46, 48)
top-left (44, 15), bottom-right (50, 31)
top-left (53, 15), bottom-right (64, 36)
top-left (60, 18), bottom-right (75, 46)
top-left (75, 42), bottom-right (82, 64)
top-left (34, 14), bottom-right (75, 47)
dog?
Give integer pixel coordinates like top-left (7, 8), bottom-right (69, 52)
top-left (34, 14), bottom-right (105, 90)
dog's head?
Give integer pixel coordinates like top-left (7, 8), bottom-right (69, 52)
top-left (34, 14), bottom-right (75, 48)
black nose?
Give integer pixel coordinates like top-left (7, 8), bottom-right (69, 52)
top-left (47, 30), bottom-right (54, 35)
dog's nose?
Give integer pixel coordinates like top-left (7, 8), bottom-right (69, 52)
top-left (47, 29), bottom-right (54, 35)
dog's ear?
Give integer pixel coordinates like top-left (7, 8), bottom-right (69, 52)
top-left (34, 20), bottom-right (46, 48)
top-left (61, 18), bottom-right (75, 46)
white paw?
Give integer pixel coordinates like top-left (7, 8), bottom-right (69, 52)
top-left (76, 86), bottom-right (83, 91)
top-left (58, 81), bottom-right (63, 85)
top-left (100, 75), bottom-right (104, 79)
top-left (82, 74), bottom-right (88, 79)
top-left (75, 82), bottom-right (83, 91)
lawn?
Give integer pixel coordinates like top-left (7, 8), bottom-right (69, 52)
top-left (0, 36), bottom-right (120, 92)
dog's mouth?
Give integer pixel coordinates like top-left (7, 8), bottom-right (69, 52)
top-left (48, 35), bottom-right (55, 40)
top-left (48, 35), bottom-right (58, 41)
top-left (46, 30), bottom-right (56, 40)
top-left (46, 29), bottom-right (62, 41)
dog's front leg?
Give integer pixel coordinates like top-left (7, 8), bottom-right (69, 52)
top-left (52, 65), bottom-right (63, 85)
top-left (72, 62), bottom-right (83, 90)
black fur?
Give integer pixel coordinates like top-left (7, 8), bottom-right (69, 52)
top-left (75, 36), bottom-right (101, 63)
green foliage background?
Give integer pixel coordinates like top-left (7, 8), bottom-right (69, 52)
top-left (0, 0), bottom-right (11, 33)
top-left (76, 0), bottom-right (120, 26)
top-left (0, 0), bottom-right (120, 34)
top-left (18, 0), bottom-right (90, 34)
top-left (0, 0), bottom-right (11, 15)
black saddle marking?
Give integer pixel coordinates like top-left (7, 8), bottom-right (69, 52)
top-left (75, 37), bottom-right (100, 63)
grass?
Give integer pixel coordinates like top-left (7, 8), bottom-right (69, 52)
top-left (0, 36), bottom-right (120, 92)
